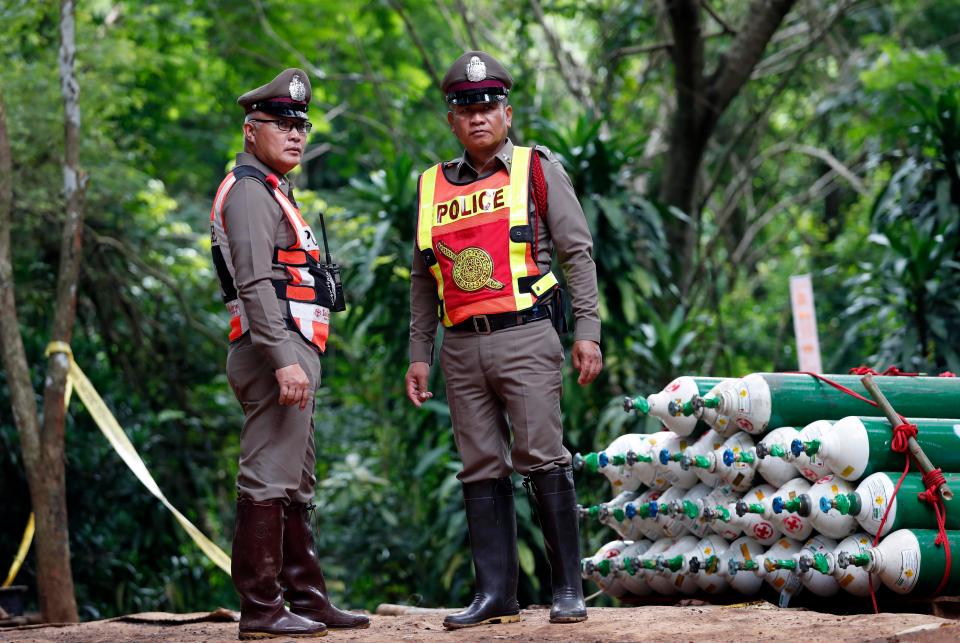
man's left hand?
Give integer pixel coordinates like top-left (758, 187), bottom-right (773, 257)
top-left (572, 340), bottom-right (602, 386)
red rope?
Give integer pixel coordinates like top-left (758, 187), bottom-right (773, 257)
top-left (791, 371), bottom-right (950, 609)
top-left (940, 371), bottom-right (957, 378)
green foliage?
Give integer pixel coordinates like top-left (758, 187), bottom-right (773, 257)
top-left (3, 0), bottom-right (960, 621)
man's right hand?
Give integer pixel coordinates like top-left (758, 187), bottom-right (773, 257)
top-left (405, 361), bottom-right (433, 408)
top-left (275, 363), bottom-right (312, 409)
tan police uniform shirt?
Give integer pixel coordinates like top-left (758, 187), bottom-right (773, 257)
top-left (409, 139), bottom-right (601, 363)
top-left (221, 152), bottom-right (303, 369)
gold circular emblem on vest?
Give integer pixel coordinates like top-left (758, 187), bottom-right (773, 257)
top-left (437, 241), bottom-right (505, 292)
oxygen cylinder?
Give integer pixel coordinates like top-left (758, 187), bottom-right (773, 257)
top-left (797, 532), bottom-right (878, 597)
top-left (580, 490), bottom-right (641, 540)
top-left (822, 472), bottom-right (960, 537)
top-left (574, 432), bottom-right (650, 491)
top-left (621, 537), bottom-right (679, 594)
top-left (581, 540), bottom-right (632, 598)
top-left (665, 482), bottom-right (744, 540)
top-left (765, 535), bottom-right (840, 600)
top-left (645, 535), bottom-right (701, 595)
top-left (706, 483), bottom-right (781, 545)
top-left (719, 428), bottom-right (801, 489)
top-left (658, 428), bottom-right (727, 487)
top-left (636, 485), bottom-right (690, 538)
top-left (690, 373), bottom-right (960, 435)
top-left (624, 376), bottom-right (726, 436)
top-left (757, 419), bottom-right (833, 482)
top-left (686, 432), bottom-right (756, 492)
top-left (673, 378), bottom-right (742, 437)
top-left (753, 427), bottom-right (803, 487)
top-left (718, 536), bottom-right (767, 595)
top-left (790, 474), bottom-right (858, 539)
top-left (838, 529), bottom-right (960, 595)
top-left (793, 417), bottom-right (960, 481)
top-left (726, 537), bottom-right (803, 596)
top-left (677, 534), bottom-right (730, 594)
top-left (660, 483), bottom-right (715, 538)
top-left (741, 477), bottom-right (813, 541)
top-left (615, 540), bottom-right (654, 596)
top-left (624, 488), bottom-right (669, 541)
top-left (647, 431), bottom-right (700, 489)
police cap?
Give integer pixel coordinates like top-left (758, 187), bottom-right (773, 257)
top-left (441, 51), bottom-right (513, 106)
top-left (237, 68), bottom-right (311, 120)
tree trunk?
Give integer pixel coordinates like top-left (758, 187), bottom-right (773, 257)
top-left (0, 0), bottom-right (85, 623)
top-left (659, 0), bottom-right (797, 297)
top-left (34, 0), bottom-right (86, 621)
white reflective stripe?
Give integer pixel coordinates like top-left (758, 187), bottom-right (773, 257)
top-left (289, 301), bottom-right (331, 341)
top-left (212, 174), bottom-right (237, 223)
top-left (272, 187), bottom-right (319, 253)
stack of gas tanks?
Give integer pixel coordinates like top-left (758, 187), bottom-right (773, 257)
top-left (578, 372), bottom-right (960, 607)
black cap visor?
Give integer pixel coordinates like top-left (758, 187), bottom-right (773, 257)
top-left (446, 87), bottom-right (508, 106)
top-left (250, 99), bottom-right (309, 120)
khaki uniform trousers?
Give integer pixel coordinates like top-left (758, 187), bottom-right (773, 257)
top-left (440, 318), bottom-right (570, 483)
top-left (227, 331), bottom-right (320, 503)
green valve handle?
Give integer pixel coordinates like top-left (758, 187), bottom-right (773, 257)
top-left (812, 552), bottom-right (831, 575)
top-left (582, 452), bottom-right (600, 473)
top-left (632, 453), bottom-right (653, 464)
top-left (838, 551), bottom-right (871, 569)
top-left (662, 555), bottom-right (684, 572)
top-left (640, 558), bottom-right (659, 570)
top-left (611, 454), bottom-right (627, 466)
top-left (637, 502), bottom-right (653, 519)
top-left (596, 558), bottom-right (612, 576)
top-left (736, 451), bottom-right (756, 464)
top-left (683, 499), bottom-right (700, 520)
top-left (586, 505), bottom-right (600, 519)
top-left (781, 497), bottom-right (803, 514)
top-left (770, 558), bottom-right (797, 571)
top-left (769, 444), bottom-right (787, 458)
top-left (612, 508), bottom-right (625, 522)
top-left (624, 395), bottom-right (650, 415)
top-left (832, 492), bottom-right (860, 516)
top-left (691, 455), bottom-right (712, 469)
top-left (680, 400), bottom-right (697, 417)
top-left (705, 555), bottom-right (718, 573)
top-left (701, 396), bottom-right (720, 409)
top-left (791, 438), bottom-right (821, 458)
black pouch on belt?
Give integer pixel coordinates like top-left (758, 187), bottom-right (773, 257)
top-left (549, 288), bottom-right (570, 336)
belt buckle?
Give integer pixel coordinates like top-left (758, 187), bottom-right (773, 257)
top-left (472, 315), bottom-right (492, 335)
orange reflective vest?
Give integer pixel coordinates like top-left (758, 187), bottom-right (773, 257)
top-left (416, 146), bottom-right (558, 326)
top-left (210, 166), bottom-right (332, 352)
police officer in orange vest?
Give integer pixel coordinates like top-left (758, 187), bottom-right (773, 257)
top-left (405, 51), bottom-right (603, 628)
top-left (211, 68), bottom-right (368, 639)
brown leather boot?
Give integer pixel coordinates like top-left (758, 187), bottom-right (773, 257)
top-left (281, 503), bottom-right (370, 629)
top-left (232, 498), bottom-right (327, 639)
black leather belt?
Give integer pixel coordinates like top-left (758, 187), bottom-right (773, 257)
top-left (448, 305), bottom-right (551, 335)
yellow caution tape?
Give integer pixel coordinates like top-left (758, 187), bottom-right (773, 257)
top-left (43, 341), bottom-right (232, 575)
top-left (2, 512), bottom-right (34, 587)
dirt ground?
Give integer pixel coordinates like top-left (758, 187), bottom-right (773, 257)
top-left (2, 604), bottom-right (959, 643)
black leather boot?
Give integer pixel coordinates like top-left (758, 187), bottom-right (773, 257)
top-left (442, 478), bottom-right (521, 629)
top-left (528, 466), bottom-right (587, 623)
top-left (232, 497), bottom-right (327, 639)
top-left (281, 503), bottom-right (370, 629)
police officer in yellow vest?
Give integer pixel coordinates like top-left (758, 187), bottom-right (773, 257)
top-left (405, 51), bottom-right (603, 628)
top-left (211, 68), bottom-right (368, 639)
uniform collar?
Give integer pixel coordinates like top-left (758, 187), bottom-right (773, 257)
top-left (235, 152), bottom-right (290, 189)
top-left (451, 138), bottom-right (514, 180)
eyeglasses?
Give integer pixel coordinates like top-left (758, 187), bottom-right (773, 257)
top-left (248, 118), bottom-right (313, 134)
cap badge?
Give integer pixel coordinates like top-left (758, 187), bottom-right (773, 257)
top-left (289, 75), bottom-right (307, 102)
top-left (465, 56), bottom-right (487, 83)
